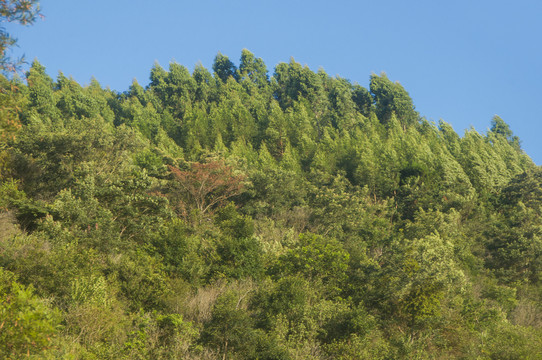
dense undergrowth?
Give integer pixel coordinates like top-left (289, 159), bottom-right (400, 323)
top-left (0, 50), bottom-right (541, 359)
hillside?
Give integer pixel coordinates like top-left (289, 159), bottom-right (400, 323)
top-left (0, 50), bottom-right (541, 359)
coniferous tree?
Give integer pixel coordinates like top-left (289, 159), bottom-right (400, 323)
top-left (213, 52), bottom-right (237, 83)
top-left (239, 49), bottom-right (269, 88)
top-left (370, 72), bottom-right (418, 128)
top-left (0, 50), bottom-right (540, 359)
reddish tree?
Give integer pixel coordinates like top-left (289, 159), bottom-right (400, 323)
top-left (168, 161), bottom-right (244, 216)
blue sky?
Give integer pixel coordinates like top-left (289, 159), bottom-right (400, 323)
top-left (6, 0), bottom-right (542, 164)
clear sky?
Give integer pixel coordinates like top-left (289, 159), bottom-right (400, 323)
top-left (6, 0), bottom-right (542, 164)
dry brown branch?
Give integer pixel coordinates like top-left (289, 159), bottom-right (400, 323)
top-left (168, 160), bottom-right (245, 217)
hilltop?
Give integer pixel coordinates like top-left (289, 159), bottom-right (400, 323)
top-left (0, 51), bottom-right (541, 358)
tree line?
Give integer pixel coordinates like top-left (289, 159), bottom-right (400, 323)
top-left (0, 50), bottom-right (541, 359)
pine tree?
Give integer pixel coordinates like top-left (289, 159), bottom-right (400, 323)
top-left (370, 72), bottom-right (418, 128)
top-left (212, 52), bottom-right (237, 83)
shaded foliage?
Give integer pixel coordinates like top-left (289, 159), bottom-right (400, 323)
top-left (0, 51), bottom-right (539, 359)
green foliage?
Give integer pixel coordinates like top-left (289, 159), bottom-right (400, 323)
top-left (134, 148), bottom-right (165, 176)
top-left (0, 76), bottom-right (25, 162)
top-left (274, 233), bottom-right (349, 297)
top-left (239, 49), bottom-right (269, 88)
top-left (219, 239), bottom-right (262, 278)
top-left (151, 219), bottom-right (210, 285)
top-left (484, 170), bottom-right (542, 284)
top-left (115, 249), bottom-right (172, 311)
top-left (370, 72), bottom-right (418, 127)
top-left (0, 52), bottom-right (539, 359)
top-left (491, 115), bottom-right (521, 149)
top-left (201, 290), bottom-right (258, 359)
top-left (0, 267), bottom-right (59, 358)
top-left (0, 178), bottom-right (25, 211)
top-left (213, 52), bottom-right (238, 83)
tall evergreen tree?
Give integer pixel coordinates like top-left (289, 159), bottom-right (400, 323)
top-left (212, 52), bottom-right (237, 83)
top-left (370, 72), bottom-right (418, 128)
top-left (238, 49), bottom-right (269, 88)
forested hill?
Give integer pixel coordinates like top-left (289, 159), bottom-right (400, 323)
top-left (0, 50), bottom-right (541, 359)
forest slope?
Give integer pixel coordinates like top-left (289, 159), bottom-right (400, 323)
top-left (0, 50), bottom-right (541, 359)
